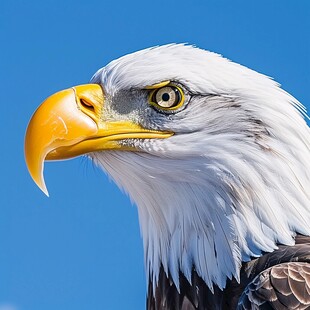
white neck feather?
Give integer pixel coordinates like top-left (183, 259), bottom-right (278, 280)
top-left (90, 44), bottom-right (310, 291)
top-left (92, 112), bottom-right (310, 291)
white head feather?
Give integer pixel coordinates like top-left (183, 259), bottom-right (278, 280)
top-left (90, 44), bottom-right (310, 291)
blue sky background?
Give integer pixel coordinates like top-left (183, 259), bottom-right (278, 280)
top-left (1, 1), bottom-right (309, 309)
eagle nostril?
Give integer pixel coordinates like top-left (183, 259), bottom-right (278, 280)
top-left (80, 98), bottom-right (95, 111)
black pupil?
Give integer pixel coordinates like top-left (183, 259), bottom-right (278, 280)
top-left (162, 93), bottom-right (170, 101)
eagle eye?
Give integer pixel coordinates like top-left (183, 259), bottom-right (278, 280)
top-left (149, 85), bottom-right (184, 111)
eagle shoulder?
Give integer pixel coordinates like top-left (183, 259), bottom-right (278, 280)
top-left (147, 235), bottom-right (310, 310)
top-left (237, 262), bottom-right (310, 310)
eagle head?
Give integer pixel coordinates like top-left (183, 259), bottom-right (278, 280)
top-left (25, 44), bottom-right (310, 291)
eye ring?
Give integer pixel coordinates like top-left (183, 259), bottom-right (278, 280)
top-left (148, 85), bottom-right (185, 111)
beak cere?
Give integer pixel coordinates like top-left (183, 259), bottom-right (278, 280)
top-left (24, 84), bottom-right (173, 196)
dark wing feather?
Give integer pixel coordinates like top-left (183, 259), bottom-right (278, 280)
top-left (237, 262), bottom-right (310, 310)
top-left (147, 235), bottom-right (310, 310)
top-left (147, 266), bottom-right (226, 310)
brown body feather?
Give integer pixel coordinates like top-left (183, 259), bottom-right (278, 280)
top-left (147, 235), bottom-right (310, 310)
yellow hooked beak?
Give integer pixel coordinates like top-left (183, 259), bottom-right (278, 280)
top-left (24, 84), bottom-right (172, 196)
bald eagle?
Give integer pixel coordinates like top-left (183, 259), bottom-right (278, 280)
top-left (25, 44), bottom-right (310, 309)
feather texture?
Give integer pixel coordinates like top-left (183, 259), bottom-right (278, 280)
top-left (238, 262), bottom-right (310, 309)
top-left (147, 235), bottom-right (310, 309)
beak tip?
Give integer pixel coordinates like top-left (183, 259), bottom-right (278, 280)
top-left (42, 186), bottom-right (50, 197)
top-left (31, 171), bottom-right (50, 197)
top-left (37, 178), bottom-right (49, 197)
